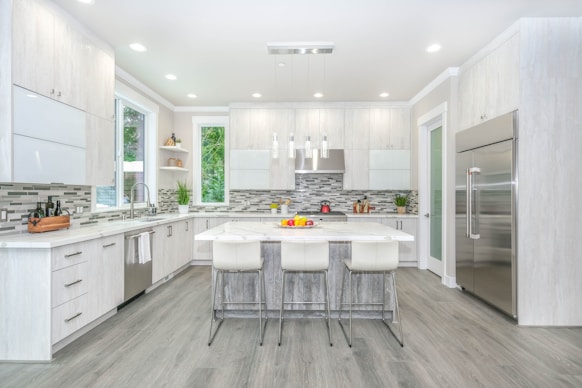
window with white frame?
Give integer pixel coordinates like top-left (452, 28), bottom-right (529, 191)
top-left (193, 116), bottom-right (228, 205)
top-left (95, 85), bottom-right (157, 210)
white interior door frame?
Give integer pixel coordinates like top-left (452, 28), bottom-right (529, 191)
top-left (417, 102), bottom-right (449, 285)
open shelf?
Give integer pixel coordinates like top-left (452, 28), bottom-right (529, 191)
top-left (159, 166), bottom-right (188, 172)
top-left (160, 146), bottom-right (189, 153)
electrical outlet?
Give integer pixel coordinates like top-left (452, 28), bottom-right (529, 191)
top-left (0, 209), bottom-right (7, 222)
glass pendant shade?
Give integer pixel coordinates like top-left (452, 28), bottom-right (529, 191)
top-left (321, 133), bottom-right (329, 158)
top-left (272, 132), bottom-right (279, 159)
top-left (305, 135), bottom-right (312, 158)
top-left (288, 133), bottom-right (295, 159)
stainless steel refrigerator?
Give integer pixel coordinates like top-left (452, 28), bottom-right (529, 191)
top-left (456, 110), bottom-right (517, 318)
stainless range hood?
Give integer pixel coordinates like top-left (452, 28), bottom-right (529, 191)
top-left (295, 149), bottom-right (345, 173)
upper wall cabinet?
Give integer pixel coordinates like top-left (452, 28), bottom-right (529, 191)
top-left (369, 107), bottom-right (411, 150)
top-left (295, 108), bottom-right (345, 150)
top-left (458, 32), bottom-right (520, 130)
top-left (13, 0), bottom-right (85, 110)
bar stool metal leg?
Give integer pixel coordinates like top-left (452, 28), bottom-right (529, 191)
top-left (208, 268), bottom-right (224, 346)
top-left (278, 269), bottom-right (287, 346)
top-left (382, 271), bottom-right (404, 347)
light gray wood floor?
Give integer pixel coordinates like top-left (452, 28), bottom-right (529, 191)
top-left (1, 266), bottom-right (581, 387)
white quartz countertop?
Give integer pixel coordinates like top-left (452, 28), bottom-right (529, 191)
top-left (0, 212), bottom-right (418, 249)
top-left (0, 213), bottom-right (196, 249)
top-left (195, 221), bottom-right (414, 242)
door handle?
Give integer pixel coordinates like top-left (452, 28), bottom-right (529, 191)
top-left (424, 213), bottom-right (430, 218)
top-left (468, 167), bottom-right (481, 239)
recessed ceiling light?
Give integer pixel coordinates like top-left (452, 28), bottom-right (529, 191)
top-left (165, 74), bottom-right (177, 80)
top-left (426, 44), bottom-right (441, 53)
top-left (379, 92), bottom-right (390, 98)
top-left (313, 92), bottom-right (324, 98)
top-left (129, 43), bottom-right (147, 52)
top-left (77, 0), bottom-right (94, 4)
top-left (187, 93), bottom-right (197, 99)
top-left (252, 93), bottom-right (262, 98)
top-left (277, 62), bottom-right (286, 67)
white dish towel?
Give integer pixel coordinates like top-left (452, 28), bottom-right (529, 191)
top-left (138, 231), bottom-right (152, 264)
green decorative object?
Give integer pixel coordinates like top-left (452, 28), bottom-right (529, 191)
top-left (177, 181), bottom-right (191, 205)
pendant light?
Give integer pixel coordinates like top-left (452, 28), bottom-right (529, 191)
top-left (321, 133), bottom-right (329, 158)
top-left (305, 135), bottom-right (312, 158)
top-left (288, 133), bottom-right (295, 159)
top-left (272, 132), bottom-right (279, 159)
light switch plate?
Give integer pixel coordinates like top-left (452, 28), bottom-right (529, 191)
top-left (0, 209), bottom-right (7, 222)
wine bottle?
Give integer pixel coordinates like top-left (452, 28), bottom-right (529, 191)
top-left (45, 196), bottom-right (54, 217)
top-left (54, 200), bottom-right (62, 216)
top-left (34, 202), bottom-right (45, 218)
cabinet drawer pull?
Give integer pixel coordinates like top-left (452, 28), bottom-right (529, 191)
top-left (102, 242), bottom-right (116, 248)
top-left (64, 251), bottom-right (83, 258)
top-left (64, 312), bottom-right (82, 323)
top-left (64, 279), bottom-right (83, 288)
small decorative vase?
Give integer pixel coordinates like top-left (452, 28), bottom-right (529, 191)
top-left (280, 204), bottom-right (289, 215)
top-left (397, 206), bottom-right (406, 214)
top-left (271, 208), bottom-right (277, 214)
top-left (178, 204), bottom-right (189, 214)
top-left (175, 142), bottom-right (182, 148)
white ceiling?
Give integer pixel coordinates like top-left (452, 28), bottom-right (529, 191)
top-left (52, 0), bottom-right (582, 107)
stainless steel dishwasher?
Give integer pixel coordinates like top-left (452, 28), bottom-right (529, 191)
top-left (124, 227), bottom-right (154, 302)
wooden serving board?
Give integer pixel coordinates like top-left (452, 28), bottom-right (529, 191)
top-left (28, 215), bottom-right (70, 233)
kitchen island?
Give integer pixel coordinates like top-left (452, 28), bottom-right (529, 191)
top-left (195, 221), bottom-right (413, 317)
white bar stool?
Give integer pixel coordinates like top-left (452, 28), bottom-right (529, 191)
top-left (208, 240), bottom-right (267, 346)
top-left (338, 240), bottom-right (404, 347)
top-left (279, 240), bottom-right (332, 346)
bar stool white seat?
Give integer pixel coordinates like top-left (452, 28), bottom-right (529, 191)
top-left (208, 240), bottom-right (267, 346)
top-left (338, 240), bottom-right (404, 347)
top-left (279, 240), bottom-right (332, 346)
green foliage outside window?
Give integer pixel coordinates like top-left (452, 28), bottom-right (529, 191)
top-left (201, 126), bottom-right (225, 203)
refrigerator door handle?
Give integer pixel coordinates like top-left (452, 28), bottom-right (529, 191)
top-left (469, 167), bottom-right (481, 239)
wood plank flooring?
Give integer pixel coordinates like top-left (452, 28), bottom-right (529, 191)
top-left (1, 266), bottom-right (581, 387)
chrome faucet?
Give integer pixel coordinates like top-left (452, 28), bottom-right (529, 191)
top-left (130, 182), bottom-right (151, 219)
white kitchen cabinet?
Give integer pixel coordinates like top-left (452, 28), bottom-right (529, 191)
top-left (229, 109), bottom-right (251, 149)
top-left (343, 149), bottom-right (369, 190)
top-left (368, 150), bottom-right (411, 190)
top-left (51, 239), bottom-right (97, 343)
top-left (153, 220), bottom-right (194, 283)
top-left (382, 217), bottom-right (417, 263)
top-left (86, 114), bottom-right (115, 185)
top-left (295, 108), bottom-right (345, 150)
top-left (12, 0), bottom-right (86, 110)
top-left (344, 108), bottom-right (370, 150)
top-left (87, 234), bottom-right (124, 320)
top-left (458, 32), bottom-right (520, 130)
top-left (369, 107), bottom-right (411, 150)
top-left (84, 38), bottom-right (115, 120)
top-left (230, 150), bottom-right (270, 190)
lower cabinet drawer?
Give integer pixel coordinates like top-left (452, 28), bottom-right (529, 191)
top-left (52, 262), bottom-right (88, 307)
top-left (52, 293), bottom-right (89, 344)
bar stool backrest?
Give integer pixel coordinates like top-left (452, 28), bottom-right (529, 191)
top-left (351, 241), bottom-right (399, 271)
top-left (213, 240), bottom-right (261, 270)
top-left (281, 241), bottom-right (329, 271)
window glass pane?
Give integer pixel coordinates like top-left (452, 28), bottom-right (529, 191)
top-left (123, 105), bottom-right (146, 203)
top-left (95, 99), bottom-right (147, 209)
top-left (201, 126), bottom-right (225, 203)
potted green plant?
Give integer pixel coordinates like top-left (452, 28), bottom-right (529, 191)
top-left (394, 194), bottom-right (409, 214)
top-left (177, 180), bottom-right (191, 214)
top-left (270, 203), bottom-right (279, 214)
top-left (175, 138), bottom-right (182, 148)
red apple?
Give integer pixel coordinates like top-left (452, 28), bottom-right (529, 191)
top-left (287, 219), bottom-right (295, 226)
top-left (305, 220), bottom-right (314, 226)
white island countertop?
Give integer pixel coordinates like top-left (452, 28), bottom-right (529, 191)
top-left (195, 221), bottom-right (414, 242)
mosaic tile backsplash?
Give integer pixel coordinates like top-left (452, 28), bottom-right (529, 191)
top-left (0, 175), bottom-right (417, 235)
